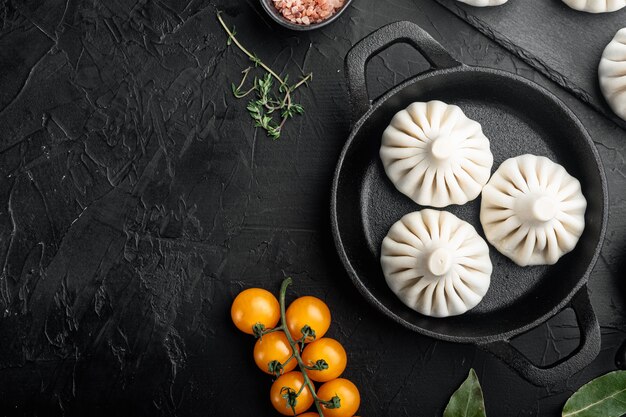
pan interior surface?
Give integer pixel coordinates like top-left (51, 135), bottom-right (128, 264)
top-left (335, 69), bottom-right (605, 341)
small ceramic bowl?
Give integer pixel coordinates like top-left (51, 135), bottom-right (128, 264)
top-left (260, 0), bottom-right (353, 31)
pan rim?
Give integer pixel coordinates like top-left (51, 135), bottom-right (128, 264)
top-left (330, 65), bottom-right (609, 344)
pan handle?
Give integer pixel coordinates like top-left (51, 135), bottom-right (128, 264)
top-left (477, 286), bottom-right (600, 386)
top-left (345, 21), bottom-right (461, 126)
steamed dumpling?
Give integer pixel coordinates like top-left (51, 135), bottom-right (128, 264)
top-left (380, 101), bottom-right (493, 208)
top-left (456, 0), bottom-right (508, 6)
top-left (599, 28), bottom-right (626, 121)
top-left (381, 209), bottom-right (492, 318)
top-left (562, 0), bottom-right (626, 12)
top-left (480, 155), bottom-right (587, 266)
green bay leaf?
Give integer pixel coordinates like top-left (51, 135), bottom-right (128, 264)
top-left (443, 368), bottom-right (487, 417)
top-left (563, 371), bottom-right (626, 417)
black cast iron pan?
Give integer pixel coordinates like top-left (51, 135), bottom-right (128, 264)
top-left (331, 21), bottom-right (608, 386)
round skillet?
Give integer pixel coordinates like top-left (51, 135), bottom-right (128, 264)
top-left (331, 21), bottom-right (608, 386)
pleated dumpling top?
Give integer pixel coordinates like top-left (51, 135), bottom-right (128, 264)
top-left (380, 101), bottom-right (493, 208)
top-left (480, 155), bottom-right (587, 266)
top-left (381, 210), bottom-right (492, 318)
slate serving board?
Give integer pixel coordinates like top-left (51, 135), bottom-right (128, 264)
top-left (433, 0), bottom-right (626, 130)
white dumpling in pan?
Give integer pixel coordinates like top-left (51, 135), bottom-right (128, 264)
top-left (380, 101), bottom-right (493, 208)
top-left (562, 0), bottom-right (626, 12)
top-left (599, 28), bottom-right (626, 121)
top-left (456, 0), bottom-right (508, 6)
top-left (480, 155), bottom-right (587, 267)
top-left (381, 209), bottom-right (492, 318)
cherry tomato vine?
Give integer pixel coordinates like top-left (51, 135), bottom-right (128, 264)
top-left (231, 277), bottom-right (360, 416)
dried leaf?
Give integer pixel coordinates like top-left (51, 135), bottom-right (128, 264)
top-left (443, 369), bottom-right (487, 417)
top-left (562, 371), bottom-right (626, 417)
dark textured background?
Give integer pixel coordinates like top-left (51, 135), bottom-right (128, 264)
top-left (0, 0), bottom-right (625, 416)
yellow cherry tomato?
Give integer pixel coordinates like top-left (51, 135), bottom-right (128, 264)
top-left (317, 378), bottom-right (360, 417)
top-left (301, 338), bottom-right (347, 382)
top-left (286, 296), bottom-right (331, 342)
top-left (270, 371), bottom-right (314, 416)
top-left (231, 288), bottom-right (280, 334)
top-left (253, 331), bottom-right (297, 375)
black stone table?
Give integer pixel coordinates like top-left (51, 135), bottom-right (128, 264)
top-left (1, 1), bottom-right (625, 416)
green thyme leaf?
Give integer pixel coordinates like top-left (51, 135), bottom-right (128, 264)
top-left (250, 53), bottom-right (261, 66)
top-left (227, 26), bottom-right (236, 45)
top-left (268, 128), bottom-right (281, 140)
top-left (291, 104), bottom-right (304, 114)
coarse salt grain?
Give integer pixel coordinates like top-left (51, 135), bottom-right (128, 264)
top-left (272, 0), bottom-right (345, 25)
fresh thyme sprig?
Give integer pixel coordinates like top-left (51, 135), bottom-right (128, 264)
top-left (217, 12), bottom-right (312, 140)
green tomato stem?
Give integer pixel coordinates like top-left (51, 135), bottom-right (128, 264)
top-left (279, 277), bottom-right (329, 417)
top-left (259, 326), bottom-right (282, 337)
top-left (282, 353), bottom-right (295, 367)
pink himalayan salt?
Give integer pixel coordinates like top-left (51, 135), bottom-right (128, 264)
top-left (272, 0), bottom-right (346, 25)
